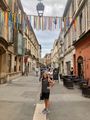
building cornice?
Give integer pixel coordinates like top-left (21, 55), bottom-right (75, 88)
top-left (63, 0), bottom-right (72, 18)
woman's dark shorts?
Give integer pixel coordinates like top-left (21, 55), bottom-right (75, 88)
top-left (42, 92), bottom-right (50, 100)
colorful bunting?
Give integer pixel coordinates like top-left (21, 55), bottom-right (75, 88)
top-left (28, 15), bottom-right (65, 31)
top-left (0, 8), bottom-right (78, 32)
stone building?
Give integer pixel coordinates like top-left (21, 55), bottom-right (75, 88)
top-left (51, 39), bottom-right (60, 69)
top-left (23, 21), bottom-right (41, 72)
top-left (0, 0), bottom-right (9, 83)
top-left (63, 0), bottom-right (75, 75)
top-left (58, 29), bottom-right (65, 75)
top-left (0, 0), bottom-right (41, 83)
top-left (44, 53), bottom-right (51, 67)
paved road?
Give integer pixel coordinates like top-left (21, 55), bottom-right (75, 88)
top-left (0, 75), bottom-right (40, 120)
top-left (47, 82), bottom-right (90, 120)
top-left (0, 75), bottom-right (90, 120)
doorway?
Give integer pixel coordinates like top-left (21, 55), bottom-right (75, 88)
top-left (66, 61), bottom-right (71, 75)
top-left (77, 56), bottom-right (84, 78)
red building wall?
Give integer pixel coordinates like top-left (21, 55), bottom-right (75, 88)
top-left (75, 34), bottom-right (90, 80)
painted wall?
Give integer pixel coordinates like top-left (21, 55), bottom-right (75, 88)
top-left (75, 34), bottom-right (90, 80)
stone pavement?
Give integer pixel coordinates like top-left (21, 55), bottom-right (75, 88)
top-left (0, 75), bottom-right (90, 120)
top-left (0, 75), bottom-right (41, 120)
top-left (47, 82), bottom-right (90, 120)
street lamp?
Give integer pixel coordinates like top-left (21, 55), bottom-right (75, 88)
top-left (36, 0), bottom-right (45, 17)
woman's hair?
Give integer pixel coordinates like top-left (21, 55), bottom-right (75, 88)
top-left (42, 72), bottom-right (48, 79)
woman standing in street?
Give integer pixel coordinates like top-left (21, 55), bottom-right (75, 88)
top-left (41, 72), bottom-right (55, 114)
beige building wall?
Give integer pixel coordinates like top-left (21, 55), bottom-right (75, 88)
top-left (51, 40), bottom-right (60, 68)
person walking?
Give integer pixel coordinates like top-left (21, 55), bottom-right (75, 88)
top-left (40, 72), bottom-right (55, 114)
top-left (35, 67), bottom-right (39, 76)
top-left (53, 67), bottom-right (59, 82)
top-left (70, 67), bottom-right (73, 75)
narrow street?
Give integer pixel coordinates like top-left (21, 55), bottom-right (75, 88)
top-left (0, 75), bottom-right (90, 120)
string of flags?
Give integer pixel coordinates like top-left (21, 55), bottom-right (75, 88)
top-left (0, 9), bottom-right (77, 32)
top-left (27, 15), bottom-right (77, 31)
top-left (28, 15), bottom-right (63, 31)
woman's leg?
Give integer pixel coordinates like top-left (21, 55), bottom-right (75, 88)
top-left (44, 99), bottom-right (49, 109)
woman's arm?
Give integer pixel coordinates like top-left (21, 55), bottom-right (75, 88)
top-left (48, 78), bottom-right (55, 87)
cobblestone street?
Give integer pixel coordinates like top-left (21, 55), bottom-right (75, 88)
top-left (0, 75), bottom-right (90, 120)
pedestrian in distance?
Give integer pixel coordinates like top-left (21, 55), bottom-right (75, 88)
top-left (40, 72), bottom-right (55, 114)
top-left (70, 67), bottom-right (73, 75)
top-left (24, 65), bottom-right (29, 76)
top-left (53, 67), bottom-right (59, 82)
top-left (35, 67), bottom-right (39, 76)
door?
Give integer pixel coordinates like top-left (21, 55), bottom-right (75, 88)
top-left (66, 61), bottom-right (71, 75)
top-left (77, 56), bottom-right (84, 78)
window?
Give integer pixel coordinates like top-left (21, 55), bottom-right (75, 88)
top-left (79, 12), bottom-right (83, 34)
top-left (14, 56), bottom-right (17, 72)
top-left (68, 32), bottom-right (71, 48)
top-left (8, 54), bottom-right (11, 73)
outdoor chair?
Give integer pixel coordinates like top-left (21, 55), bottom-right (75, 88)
top-left (82, 80), bottom-right (90, 98)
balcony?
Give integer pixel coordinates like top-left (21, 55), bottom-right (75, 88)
top-left (0, 23), bottom-right (8, 40)
top-left (60, 53), bottom-right (64, 59)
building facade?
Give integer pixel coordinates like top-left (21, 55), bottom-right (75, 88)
top-left (0, 0), bottom-right (41, 83)
top-left (0, 0), bottom-right (9, 83)
top-left (73, 0), bottom-right (90, 80)
top-left (63, 0), bottom-right (90, 80)
top-left (58, 29), bottom-right (65, 75)
top-left (63, 0), bottom-right (75, 75)
top-left (51, 39), bottom-right (60, 69)
top-left (44, 53), bottom-right (51, 67)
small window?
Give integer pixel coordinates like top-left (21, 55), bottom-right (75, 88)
top-left (15, 56), bottom-right (17, 61)
top-left (79, 12), bottom-right (83, 34)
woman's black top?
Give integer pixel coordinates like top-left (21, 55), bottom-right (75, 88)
top-left (42, 78), bottom-right (50, 93)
